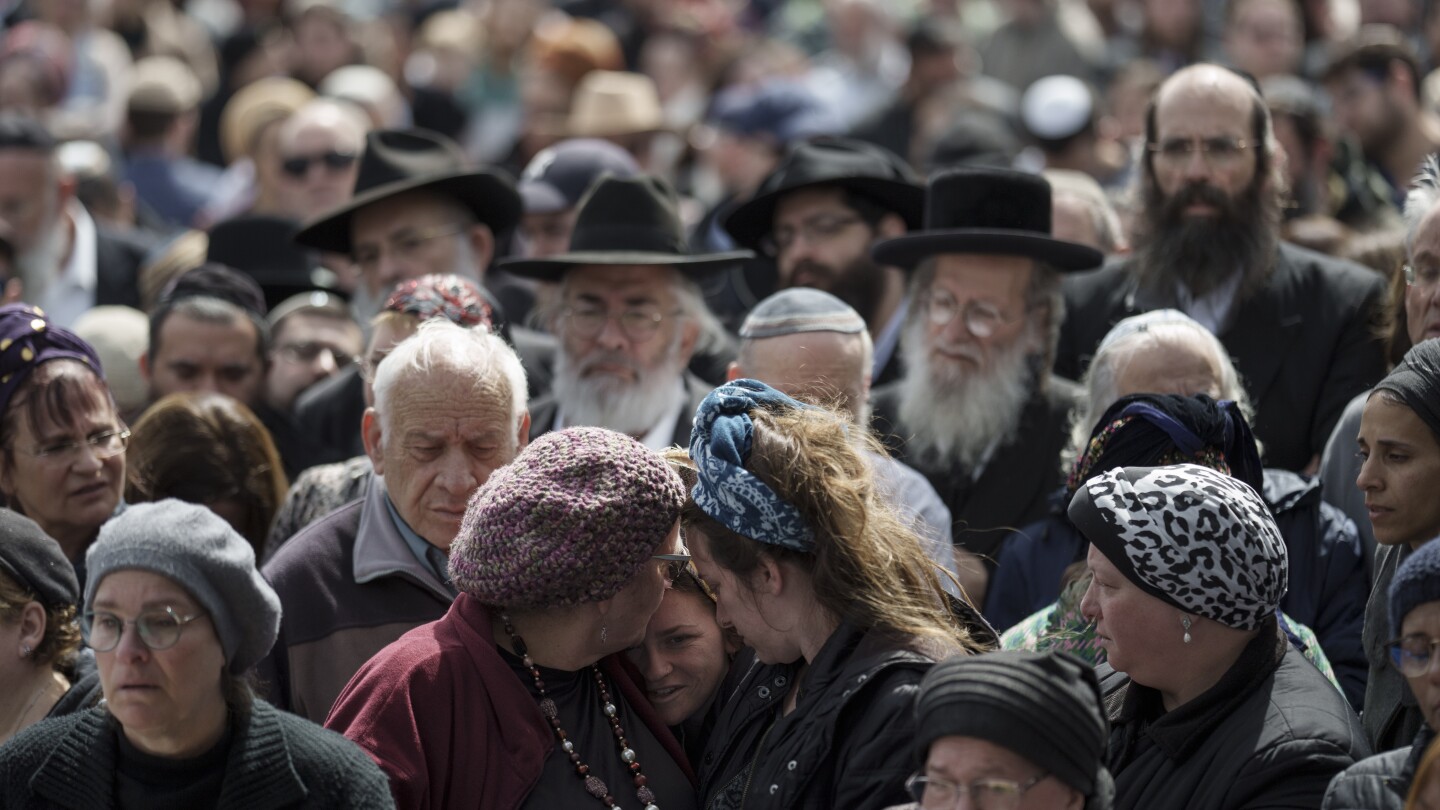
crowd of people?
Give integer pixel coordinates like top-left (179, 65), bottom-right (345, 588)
top-left (0, 0), bottom-right (1439, 807)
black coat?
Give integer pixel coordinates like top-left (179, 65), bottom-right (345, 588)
top-left (870, 377), bottom-right (1080, 562)
top-left (527, 370), bottom-right (712, 447)
top-left (0, 700), bottom-right (395, 809)
top-left (94, 226), bottom-right (151, 310)
top-left (1055, 242), bottom-right (1387, 472)
top-left (1100, 625), bottom-right (1370, 810)
top-left (697, 623), bottom-right (956, 810)
top-left (1322, 725), bottom-right (1435, 810)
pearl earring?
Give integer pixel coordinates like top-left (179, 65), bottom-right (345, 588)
top-left (1182, 615), bottom-right (1193, 644)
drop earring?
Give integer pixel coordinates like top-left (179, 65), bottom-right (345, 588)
top-left (1181, 615), bottom-right (1193, 644)
top-left (601, 625), bottom-right (608, 644)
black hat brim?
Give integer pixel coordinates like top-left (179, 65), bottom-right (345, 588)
top-left (872, 229), bottom-right (1104, 272)
top-left (498, 249), bottom-right (755, 283)
top-left (724, 177), bottom-right (925, 251)
top-left (293, 170), bottom-right (521, 255)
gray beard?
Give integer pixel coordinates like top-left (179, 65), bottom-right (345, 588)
top-left (896, 317), bottom-right (1034, 471)
top-left (551, 336), bottom-right (685, 437)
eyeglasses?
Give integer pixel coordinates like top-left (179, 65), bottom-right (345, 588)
top-left (925, 288), bottom-right (1022, 338)
top-left (653, 553), bottom-right (692, 586)
top-left (352, 224), bottom-right (468, 273)
top-left (1146, 136), bottom-right (1254, 167)
top-left (906, 772), bottom-right (1050, 810)
top-left (1405, 263), bottom-right (1440, 289)
top-left (277, 341), bottom-right (357, 368)
top-left (18, 428), bottom-right (130, 464)
top-left (280, 150), bottom-right (358, 178)
top-left (1388, 637), bottom-right (1440, 677)
top-left (760, 213), bottom-right (864, 257)
top-left (82, 606), bottom-right (206, 652)
top-left (561, 306), bottom-right (679, 342)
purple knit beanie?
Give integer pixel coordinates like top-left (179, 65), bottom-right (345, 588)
top-left (450, 426), bottom-right (685, 609)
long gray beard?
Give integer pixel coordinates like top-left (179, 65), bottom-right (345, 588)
top-left (896, 317), bottom-right (1034, 472)
top-left (550, 336), bottom-right (685, 437)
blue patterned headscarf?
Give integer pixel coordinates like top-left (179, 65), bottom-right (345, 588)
top-left (689, 379), bottom-right (816, 552)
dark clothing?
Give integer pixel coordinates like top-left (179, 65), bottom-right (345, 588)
top-left (0, 700), bottom-right (395, 809)
top-left (1322, 725), bottom-right (1436, 810)
top-left (325, 594), bottom-right (694, 810)
top-left (1055, 242), bottom-right (1388, 472)
top-left (94, 226), bottom-right (151, 311)
top-left (699, 622), bottom-right (958, 810)
top-left (989, 469), bottom-right (1370, 708)
top-left (122, 152), bottom-right (224, 230)
top-left (1099, 623), bottom-right (1369, 810)
top-left (115, 720), bottom-right (231, 810)
top-left (254, 401), bottom-right (329, 484)
top-left (49, 650), bottom-right (103, 719)
top-left (527, 370), bottom-right (713, 448)
top-left (1364, 543), bottom-right (1427, 753)
top-left (871, 377), bottom-right (1081, 562)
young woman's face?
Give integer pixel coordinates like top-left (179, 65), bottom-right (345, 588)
top-left (1357, 396), bottom-right (1440, 549)
top-left (689, 531), bottom-right (803, 665)
top-left (628, 587), bottom-right (730, 726)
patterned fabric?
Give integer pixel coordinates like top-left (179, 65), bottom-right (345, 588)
top-left (689, 378), bottom-right (815, 552)
top-left (0, 303), bottom-right (105, 415)
top-left (1068, 464), bottom-right (1288, 631)
top-left (382, 273), bottom-right (494, 329)
top-left (449, 427), bottom-right (685, 610)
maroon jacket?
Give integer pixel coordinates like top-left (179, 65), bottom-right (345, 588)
top-left (324, 593), bottom-right (695, 809)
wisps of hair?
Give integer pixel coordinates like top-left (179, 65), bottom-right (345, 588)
top-left (1404, 153), bottom-right (1440, 259)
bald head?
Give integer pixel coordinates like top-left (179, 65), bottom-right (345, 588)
top-left (731, 330), bottom-right (873, 421)
top-left (1147, 64), bottom-right (1273, 174)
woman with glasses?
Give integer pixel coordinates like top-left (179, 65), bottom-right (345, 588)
top-left (1074, 463), bottom-right (1368, 809)
top-left (687, 380), bottom-right (985, 810)
top-left (0, 499), bottom-right (393, 807)
top-left (886, 650), bottom-right (1113, 810)
top-left (325, 427), bottom-right (697, 810)
top-left (0, 304), bottom-right (127, 582)
top-left (1326, 538), bottom-right (1440, 810)
top-left (126, 392), bottom-right (288, 558)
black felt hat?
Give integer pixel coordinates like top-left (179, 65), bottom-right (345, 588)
top-left (208, 215), bottom-right (338, 311)
top-left (0, 509), bottom-right (79, 608)
top-left (724, 136), bottom-right (924, 251)
top-left (293, 128), bottom-right (520, 255)
top-left (499, 174), bottom-right (753, 282)
top-left (871, 167), bottom-right (1103, 271)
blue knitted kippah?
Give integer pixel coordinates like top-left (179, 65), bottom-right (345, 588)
top-left (1391, 538), bottom-right (1440, 634)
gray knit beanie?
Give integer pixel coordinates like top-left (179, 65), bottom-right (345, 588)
top-left (85, 500), bottom-right (281, 673)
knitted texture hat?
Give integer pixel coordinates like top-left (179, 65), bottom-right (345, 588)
top-left (1391, 538), bottom-right (1440, 633)
top-left (915, 650), bottom-right (1113, 803)
top-left (85, 500), bottom-right (281, 674)
top-left (449, 427), bottom-right (684, 609)
top-left (0, 508), bottom-right (78, 609)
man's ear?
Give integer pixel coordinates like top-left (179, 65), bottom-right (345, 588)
top-left (875, 212), bottom-right (908, 239)
top-left (726, 360), bottom-right (741, 382)
top-left (676, 318), bottom-right (701, 365)
top-left (138, 351), bottom-right (151, 383)
top-left (362, 408), bottom-right (385, 474)
top-left (468, 223), bottom-right (496, 273)
top-left (752, 554), bottom-right (785, 597)
top-left (515, 410), bottom-right (531, 452)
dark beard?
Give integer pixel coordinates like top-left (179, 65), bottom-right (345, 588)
top-left (1134, 176), bottom-right (1280, 301)
top-left (784, 254), bottom-right (889, 326)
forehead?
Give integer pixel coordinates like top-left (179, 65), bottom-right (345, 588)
top-left (930, 254), bottom-right (1034, 300)
top-left (1155, 73), bottom-right (1254, 136)
top-left (563, 265), bottom-right (679, 302)
top-left (285, 119), bottom-right (362, 152)
top-left (351, 190), bottom-right (462, 243)
top-left (1233, 0), bottom-right (1298, 25)
top-left (1113, 333), bottom-right (1223, 394)
top-left (278, 312), bottom-right (361, 347)
top-left (773, 186), bottom-right (854, 224)
top-left (93, 569), bottom-right (197, 608)
top-left (1362, 393), bottom-right (1440, 444)
top-left (1402, 601), bottom-right (1440, 636)
top-left (744, 332), bottom-right (862, 377)
top-left (0, 149), bottom-right (51, 187)
top-left (157, 312), bottom-right (260, 358)
top-left (383, 368), bottom-right (514, 425)
top-left (1411, 203), bottom-right (1440, 263)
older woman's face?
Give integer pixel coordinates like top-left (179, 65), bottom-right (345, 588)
top-left (917, 736), bottom-right (1083, 810)
top-left (600, 521), bottom-right (683, 654)
top-left (628, 586), bottom-right (729, 726)
top-left (1357, 396), bottom-right (1440, 549)
top-left (1080, 544), bottom-right (1186, 683)
top-left (92, 570), bottom-right (226, 754)
top-left (1400, 600), bottom-right (1440, 732)
top-left (1, 376), bottom-right (124, 555)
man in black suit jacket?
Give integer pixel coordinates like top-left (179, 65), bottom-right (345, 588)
top-left (1054, 64), bottom-right (1387, 472)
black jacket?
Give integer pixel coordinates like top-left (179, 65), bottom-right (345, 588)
top-left (1055, 242), bottom-right (1387, 472)
top-left (94, 226), bottom-right (150, 310)
top-left (697, 622), bottom-right (956, 810)
top-left (0, 700), bottom-right (395, 809)
top-left (1323, 725), bottom-right (1435, 810)
top-left (527, 370), bottom-right (712, 447)
top-left (1100, 624), bottom-right (1370, 810)
top-left (870, 376), bottom-right (1080, 562)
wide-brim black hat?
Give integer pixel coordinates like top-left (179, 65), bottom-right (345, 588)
top-left (208, 214), bottom-right (338, 310)
top-left (293, 129), bottom-right (520, 255)
top-left (499, 174), bottom-right (753, 282)
top-left (871, 167), bottom-right (1103, 271)
top-left (724, 137), bottom-right (925, 251)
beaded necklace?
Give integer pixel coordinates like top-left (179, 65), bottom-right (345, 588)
top-left (502, 614), bottom-right (661, 810)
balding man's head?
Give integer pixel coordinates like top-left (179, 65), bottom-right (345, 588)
top-left (732, 330), bottom-right (873, 421)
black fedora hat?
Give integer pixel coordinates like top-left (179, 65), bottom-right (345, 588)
top-left (499, 174), bottom-right (753, 282)
top-left (871, 167), bottom-right (1103, 271)
top-left (723, 136), bottom-right (925, 251)
top-left (208, 214), bottom-right (339, 310)
top-left (293, 128), bottom-right (520, 255)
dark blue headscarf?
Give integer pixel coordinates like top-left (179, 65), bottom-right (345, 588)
top-left (0, 303), bottom-right (105, 417)
top-left (689, 379), bottom-right (816, 552)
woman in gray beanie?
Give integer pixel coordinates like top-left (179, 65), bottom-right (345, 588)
top-left (886, 650), bottom-right (1113, 810)
top-left (0, 499), bottom-right (395, 809)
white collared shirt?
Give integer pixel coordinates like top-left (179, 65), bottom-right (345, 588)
top-left (36, 200), bottom-right (98, 328)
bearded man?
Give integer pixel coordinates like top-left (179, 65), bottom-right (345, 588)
top-left (501, 174), bottom-right (747, 447)
top-left (870, 167), bottom-right (1102, 581)
top-left (1056, 63), bottom-right (1387, 473)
